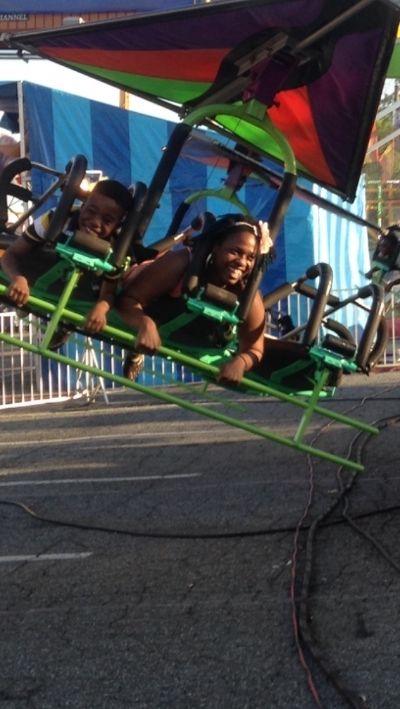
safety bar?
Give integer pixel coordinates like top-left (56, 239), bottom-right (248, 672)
top-left (0, 157), bottom-right (33, 227)
top-left (144, 214), bottom-right (206, 259)
top-left (354, 283), bottom-right (386, 370)
top-left (134, 123), bottom-right (193, 244)
top-left (263, 263), bottom-right (333, 346)
top-left (44, 154), bottom-right (88, 243)
top-left (238, 172), bottom-right (297, 323)
top-left (323, 318), bottom-right (355, 346)
top-left (301, 264), bottom-right (333, 346)
top-left (111, 181), bottom-right (148, 271)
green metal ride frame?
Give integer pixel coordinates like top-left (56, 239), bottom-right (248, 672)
top-left (0, 99), bottom-right (378, 472)
top-left (0, 266), bottom-right (377, 473)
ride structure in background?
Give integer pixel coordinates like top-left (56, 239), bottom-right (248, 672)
top-left (0, 0), bottom-right (399, 471)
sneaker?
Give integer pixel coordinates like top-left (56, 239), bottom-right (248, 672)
top-left (48, 326), bottom-right (72, 351)
top-left (123, 351), bottom-right (145, 381)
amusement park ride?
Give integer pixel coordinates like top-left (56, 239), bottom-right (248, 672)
top-left (0, 0), bottom-right (399, 472)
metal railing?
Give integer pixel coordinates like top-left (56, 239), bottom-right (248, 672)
top-left (267, 288), bottom-right (399, 368)
top-left (0, 309), bottom-right (199, 408)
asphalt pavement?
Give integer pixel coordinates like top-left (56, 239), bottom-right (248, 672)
top-left (0, 370), bottom-right (399, 709)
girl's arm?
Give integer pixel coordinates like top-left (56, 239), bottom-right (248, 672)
top-left (116, 249), bottom-right (190, 353)
top-left (85, 249), bottom-right (190, 337)
top-left (217, 290), bottom-right (265, 384)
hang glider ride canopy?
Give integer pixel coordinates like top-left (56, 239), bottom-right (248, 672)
top-left (4, 0), bottom-right (400, 201)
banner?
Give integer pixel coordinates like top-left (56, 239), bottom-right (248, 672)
top-left (0, 1), bottom-right (193, 12)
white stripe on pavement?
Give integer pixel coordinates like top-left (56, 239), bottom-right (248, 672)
top-left (0, 552), bottom-right (93, 563)
top-left (0, 473), bottom-right (200, 487)
top-left (0, 430), bottom-right (222, 448)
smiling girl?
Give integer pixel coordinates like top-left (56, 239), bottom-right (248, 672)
top-left (113, 214), bottom-right (272, 385)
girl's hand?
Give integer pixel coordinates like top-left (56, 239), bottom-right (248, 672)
top-left (217, 355), bottom-right (247, 386)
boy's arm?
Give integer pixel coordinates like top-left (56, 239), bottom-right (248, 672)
top-left (0, 236), bottom-right (36, 306)
top-left (84, 277), bottom-right (118, 333)
top-left (1, 210), bottom-right (50, 307)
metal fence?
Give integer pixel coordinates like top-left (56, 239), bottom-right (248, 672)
top-left (0, 309), bottom-right (200, 408)
top-left (0, 289), bottom-right (398, 409)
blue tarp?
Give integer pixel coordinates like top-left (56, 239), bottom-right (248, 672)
top-left (22, 81), bottom-right (370, 295)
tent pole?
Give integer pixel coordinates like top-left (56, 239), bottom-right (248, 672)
top-left (17, 81), bottom-right (26, 157)
top-left (16, 80), bottom-right (31, 202)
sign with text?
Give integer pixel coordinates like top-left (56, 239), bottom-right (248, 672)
top-left (0, 13), bottom-right (28, 19)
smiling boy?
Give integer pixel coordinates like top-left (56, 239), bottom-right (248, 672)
top-left (1, 179), bottom-right (132, 309)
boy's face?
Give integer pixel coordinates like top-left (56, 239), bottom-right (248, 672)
top-left (78, 192), bottom-right (125, 240)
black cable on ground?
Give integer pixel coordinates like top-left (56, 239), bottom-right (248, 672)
top-left (288, 381), bottom-right (400, 707)
top-left (297, 429), bottom-right (371, 709)
top-left (294, 414), bottom-right (400, 709)
top-left (3, 491), bottom-right (400, 540)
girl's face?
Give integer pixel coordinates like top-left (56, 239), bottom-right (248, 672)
top-left (210, 229), bottom-right (258, 287)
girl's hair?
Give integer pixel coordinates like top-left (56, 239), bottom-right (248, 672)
top-left (379, 229), bottom-right (399, 249)
top-left (208, 213), bottom-right (260, 245)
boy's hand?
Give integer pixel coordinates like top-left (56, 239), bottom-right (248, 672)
top-left (7, 276), bottom-right (30, 307)
top-left (85, 301), bottom-right (110, 333)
